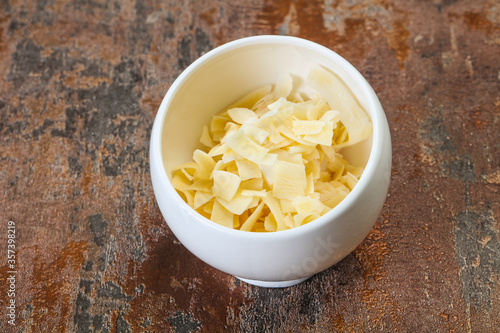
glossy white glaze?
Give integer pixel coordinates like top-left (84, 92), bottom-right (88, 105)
top-left (150, 36), bottom-right (391, 287)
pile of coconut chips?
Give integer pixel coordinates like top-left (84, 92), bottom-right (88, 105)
top-left (171, 66), bottom-right (372, 232)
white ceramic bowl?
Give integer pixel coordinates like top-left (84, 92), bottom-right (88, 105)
top-left (150, 36), bottom-right (391, 288)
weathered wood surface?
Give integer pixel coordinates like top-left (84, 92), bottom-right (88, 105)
top-left (0, 0), bottom-right (498, 332)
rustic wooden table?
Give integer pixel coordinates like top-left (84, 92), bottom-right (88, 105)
top-left (1, 0), bottom-right (499, 332)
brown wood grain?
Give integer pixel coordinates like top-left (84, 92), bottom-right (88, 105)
top-left (0, 0), bottom-right (498, 331)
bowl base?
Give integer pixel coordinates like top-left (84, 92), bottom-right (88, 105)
top-left (236, 276), bottom-right (311, 288)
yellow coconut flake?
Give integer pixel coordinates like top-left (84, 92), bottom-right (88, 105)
top-left (263, 192), bottom-right (286, 231)
top-left (194, 191), bottom-right (213, 209)
top-left (240, 201), bottom-right (265, 232)
top-left (292, 120), bottom-right (325, 135)
top-left (171, 170), bottom-right (191, 191)
top-left (272, 160), bottom-right (306, 200)
top-left (225, 130), bottom-right (270, 164)
top-left (294, 213), bottom-right (321, 228)
top-left (192, 149), bottom-right (216, 180)
top-left (305, 173), bottom-right (315, 195)
top-left (248, 196), bottom-right (261, 209)
top-left (228, 107), bottom-right (258, 124)
top-left (212, 170), bottom-right (241, 201)
top-left (342, 172), bottom-right (359, 191)
top-left (210, 114), bottom-right (231, 133)
top-left (241, 178), bottom-right (264, 191)
top-left (279, 199), bottom-right (296, 214)
top-left (241, 189), bottom-right (267, 198)
top-left (200, 125), bottom-right (215, 148)
top-left (235, 159), bottom-right (262, 180)
top-left (292, 195), bottom-right (324, 215)
top-left (241, 123), bottom-right (269, 145)
top-left (306, 100), bottom-right (327, 120)
top-left (208, 143), bottom-right (228, 157)
top-left (211, 200), bottom-right (234, 228)
top-left (188, 179), bottom-right (213, 192)
top-left (264, 214), bottom-right (277, 232)
top-left (172, 161), bottom-right (198, 172)
top-left (202, 199), bottom-right (214, 214)
top-left (307, 65), bottom-right (372, 146)
top-left (217, 191), bottom-right (253, 215)
top-left (220, 149), bottom-right (239, 163)
top-left (259, 153), bottom-right (278, 166)
top-left (283, 214), bottom-right (295, 229)
top-left (272, 74), bottom-right (293, 99)
top-left (183, 190), bottom-right (195, 207)
top-left (303, 120), bottom-right (334, 146)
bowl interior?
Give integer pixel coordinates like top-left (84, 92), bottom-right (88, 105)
top-left (160, 38), bottom-right (373, 189)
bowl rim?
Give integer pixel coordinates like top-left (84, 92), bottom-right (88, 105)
top-left (153, 35), bottom-right (387, 240)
